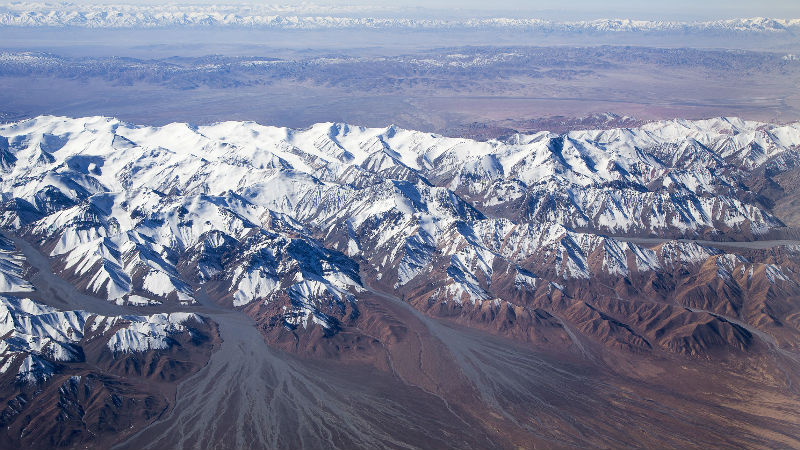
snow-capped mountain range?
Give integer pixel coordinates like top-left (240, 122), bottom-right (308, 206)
top-left (0, 115), bottom-right (798, 334)
top-left (0, 3), bottom-right (796, 32)
top-left (1, 114), bottom-right (799, 448)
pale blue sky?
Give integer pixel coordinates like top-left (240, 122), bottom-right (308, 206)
top-left (335, 0), bottom-right (796, 15)
top-left (74, 0), bottom-right (800, 20)
top-left (383, 0), bottom-right (799, 20)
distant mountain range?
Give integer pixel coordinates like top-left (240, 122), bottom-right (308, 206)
top-left (0, 3), bottom-right (797, 32)
top-left (2, 47), bottom-right (798, 135)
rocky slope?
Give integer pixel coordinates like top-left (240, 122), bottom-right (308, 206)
top-left (0, 295), bottom-right (219, 449)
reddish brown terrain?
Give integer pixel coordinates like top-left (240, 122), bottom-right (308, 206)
top-left (235, 242), bottom-right (800, 450)
top-left (0, 306), bottom-right (219, 450)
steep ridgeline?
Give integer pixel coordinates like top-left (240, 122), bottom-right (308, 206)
top-left (0, 115), bottom-right (798, 358)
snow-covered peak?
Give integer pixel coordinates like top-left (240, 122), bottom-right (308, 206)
top-left (0, 295), bottom-right (204, 383)
top-left (0, 4), bottom-right (797, 33)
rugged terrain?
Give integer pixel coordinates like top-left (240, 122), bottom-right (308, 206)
top-left (0, 115), bottom-right (799, 449)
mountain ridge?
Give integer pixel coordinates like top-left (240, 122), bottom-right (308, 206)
top-left (0, 4), bottom-right (798, 32)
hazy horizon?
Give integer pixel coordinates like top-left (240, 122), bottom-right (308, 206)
top-left (2, 0), bottom-right (799, 21)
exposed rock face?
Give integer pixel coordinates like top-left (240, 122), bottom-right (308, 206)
top-left (0, 296), bottom-right (219, 450)
top-left (0, 115), bottom-right (799, 449)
